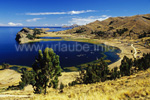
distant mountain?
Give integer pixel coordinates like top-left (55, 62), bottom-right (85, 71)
top-left (64, 14), bottom-right (150, 39)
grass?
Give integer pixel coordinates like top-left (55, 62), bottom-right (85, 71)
top-left (32, 68), bottom-right (150, 100)
top-left (63, 66), bottom-right (79, 72)
top-left (0, 65), bottom-right (32, 73)
top-left (0, 69), bottom-right (21, 89)
top-left (1, 68), bottom-right (149, 100)
top-left (63, 59), bottom-right (111, 72)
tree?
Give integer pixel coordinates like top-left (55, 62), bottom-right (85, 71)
top-left (81, 58), bottom-right (109, 84)
top-left (110, 67), bottom-right (120, 80)
top-left (120, 56), bottom-right (133, 76)
top-left (32, 48), bottom-right (62, 94)
top-left (135, 53), bottom-right (150, 70)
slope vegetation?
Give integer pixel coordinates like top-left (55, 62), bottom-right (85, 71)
top-left (0, 68), bottom-right (150, 100)
top-left (64, 14), bottom-right (150, 39)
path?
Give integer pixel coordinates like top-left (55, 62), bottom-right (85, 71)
top-left (131, 44), bottom-right (137, 58)
top-left (0, 94), bottom-right (31, 98)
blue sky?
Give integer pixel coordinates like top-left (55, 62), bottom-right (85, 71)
top-left (0, 0), bottom-right (150, 26)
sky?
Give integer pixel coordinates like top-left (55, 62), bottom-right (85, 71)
top-left (0, 0), bottom-right (150, 26)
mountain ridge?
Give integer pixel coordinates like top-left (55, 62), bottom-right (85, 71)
top-left (64, 14), bottom-right (150, 39)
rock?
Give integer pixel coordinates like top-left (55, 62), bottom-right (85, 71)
top-left (15, 28), bottom-right (34, 43)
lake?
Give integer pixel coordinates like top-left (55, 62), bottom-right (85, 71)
top-left (0, 27), bottom-right (120, 71)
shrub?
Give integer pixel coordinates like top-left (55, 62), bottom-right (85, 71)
top-left (80, 59), bottom-right (109, 84)
top-left (16, 70), bottom-right (35, 90)
top-left (116, 28), bottom-right (128, 36)
top-left (2, 63), bottom-right (9, 69)
top-left (138, 32), bottom-right (150, 38)
top-left (93, 31), bottom-right (105, 36)
top-left (68, 54), bottom-right (150, 87)
top-left (33, 29), bottom-right (41, 35)
top-left (26, 34), bottom-right (36, 39)
top-left (75, 28), bottom-right (86, 33)
top-left (59, 82), bottom-right (64, 93)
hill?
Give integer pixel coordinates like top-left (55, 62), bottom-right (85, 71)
top-left (0, 69), bottom-right (21, 90)
top-left (64, 14), bottom-right (150, 39)
top-left (0, 68), bottom-right (150, 100)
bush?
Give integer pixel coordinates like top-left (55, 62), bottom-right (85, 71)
top-left (26, 34), bottom-right (36, 39)
top-left (93, 31), bottom-right (105, 36)
top-left (116, 28), bottom-right (128, 36)
top-left (68, 54), bottom-right (150, 87)
top-left (59, 82), bottom-right (64, 93)
top-left (7, 85), bottom-right (20, 90)
top-left (69, 81), bottom-right (78, 86)
top-left (75, 28), bottom-right (86, 33)
top-left (138, 32), bottom-right (150, 38)
top-left (79, 59), bottom-right (109, 84)
top-left (2, 63), bottom-right (9, 69)
top-left (33, 29), bottom-right (41, 35)
top-left (14, 70), bottom-right (35, 90)
top-left (60, 82), bottom-right (64, 90)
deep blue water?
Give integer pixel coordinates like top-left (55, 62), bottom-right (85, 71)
top-left (40, 37), bottom-right (61, 39)
top-left (0, 27), bottom-right (120, 70)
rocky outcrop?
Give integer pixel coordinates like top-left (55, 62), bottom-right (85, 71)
top-left (15, 27), bottom-right (48, 44)
top-left (15, 28), bottom-right (34, 44)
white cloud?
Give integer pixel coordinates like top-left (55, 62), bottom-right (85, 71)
top-left (8, 22), bottom-right (23, 26)
top-left (26, 18), bottom-right (44, 22)
top-left (68, 15), bottom-right (110, 25)
top-left (68, 10), bottom-right (95, 15)
top-left (26, 10), bottom-right (96, 15)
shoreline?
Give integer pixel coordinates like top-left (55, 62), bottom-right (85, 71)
top-left (20, 31), bottom-right (150, 69)
top-left (1, 31), bottom-right (150, 91)
top-left (36, 32), bottom-right (141, 69)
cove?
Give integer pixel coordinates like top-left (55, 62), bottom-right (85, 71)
top-left (0, 27), bottom-right (120, 71)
